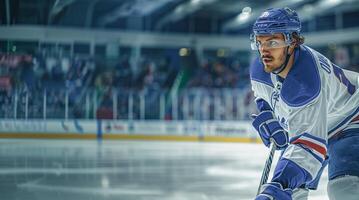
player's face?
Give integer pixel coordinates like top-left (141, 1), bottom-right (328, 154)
top-left (256, 34), bottom-right (289, 73)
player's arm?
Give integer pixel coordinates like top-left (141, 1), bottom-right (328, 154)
top-left (257, 97), bottom-right (328, 200)
top-left (249, 59), bottom-right (289, 150)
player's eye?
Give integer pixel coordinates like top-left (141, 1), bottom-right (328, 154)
top-left (268, 40), bottom-right (280, 47)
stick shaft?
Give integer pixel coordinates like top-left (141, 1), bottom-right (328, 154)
top-left (256, 142), bottom-right (276, 195)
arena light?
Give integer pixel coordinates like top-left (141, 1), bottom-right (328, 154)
top-left (236, 7), bottom-right (251, 22)
top-left (237, 12), bottom-right (250, 22)
top-left (242, 6), bottom-right (252, 14)
top-left (179, 48), bottom-right (189, 56)
top-left (101, 175), bottom-right (110, 189)
top-left (191, 0), bottom-right (202, 5)
top-left (318, 0), bottom-right (342, 8)
top-left (327, 0), bottom-right (341, 5)
top-left (303, 4), bottom-right (314, 12)
top-left (217, 48), bottom-right (228, 57)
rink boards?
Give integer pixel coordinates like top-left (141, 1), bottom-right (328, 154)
top-left (0, 119), bottom-right (260, 143)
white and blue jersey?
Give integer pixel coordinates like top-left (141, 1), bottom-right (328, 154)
top-left (250, 45), bottom-right (359, 180)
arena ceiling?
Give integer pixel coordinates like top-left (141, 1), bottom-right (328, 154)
top-left (6, 0), bottom-right (359, 34)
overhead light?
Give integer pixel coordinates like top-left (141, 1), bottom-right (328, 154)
top-left (242, 7), bottom-right (252, 14)
top-left (191, 0), bottom-right (201, 5)
top-left (101, 176), bottom-right (109, 188)
top-left (179, 48), bottom-right (190, 56)
top-left (303, 4), bottom-right (314, 12)
top-left (237, 12), bottom-right (250, 22)
top-left (217, 48), bottom-right (229, 57)
top-left (328, 0), bottom-right (341, 4)
top-left (320, 0), bottom-right (341, 7)
top-left (236, 7), bottom-right (251, 22)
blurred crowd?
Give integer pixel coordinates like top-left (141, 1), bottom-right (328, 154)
top-left (188, 58), bottom-right (250, 89)
top-left (0, 43), bottom-right (359, 120)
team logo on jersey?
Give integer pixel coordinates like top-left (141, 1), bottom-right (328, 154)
top-left (279, 117), bottom-right (288, 130)
top-left (260, 12), bottom-right (270, 18)
top-left (270, 91), bottom-right (280, 109)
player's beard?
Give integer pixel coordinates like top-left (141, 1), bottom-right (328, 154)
top-left (262, 49), bottom-right (287, 73)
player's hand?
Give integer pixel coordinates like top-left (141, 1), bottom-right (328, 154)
top-left (251, 110), bottom-right (288, 149)
top-left (255, 182), bottom-right (292, 200)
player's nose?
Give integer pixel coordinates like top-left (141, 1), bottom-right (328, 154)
top-left (259, 46), bottom-right (270, 55)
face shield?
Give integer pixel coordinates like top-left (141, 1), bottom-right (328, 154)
top-left (250, 34), bottom-right (292, 50)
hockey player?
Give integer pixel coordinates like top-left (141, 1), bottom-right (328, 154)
top-left (250, 7), bottom-right (359, 200)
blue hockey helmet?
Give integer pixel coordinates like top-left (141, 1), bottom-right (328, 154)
top-left (253, 7), bottom-right (301, 35)
top-left (251, 7), bottom-right (301, 50)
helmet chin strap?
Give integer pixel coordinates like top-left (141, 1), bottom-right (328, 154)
top-left (272, 46), bottom-right (292, 75)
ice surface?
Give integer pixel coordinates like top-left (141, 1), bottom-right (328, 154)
top-left (0, 139), bottom-right (328, 200)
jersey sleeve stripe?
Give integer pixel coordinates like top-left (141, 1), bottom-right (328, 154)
top-left (351, 115), bottom-right (359, 123)
top-left (290, 133), bottom-right (327, 160)
top-left (328, 107), bottom-right (359, 137)
top-left (292, 139), bottom-right (326, 159)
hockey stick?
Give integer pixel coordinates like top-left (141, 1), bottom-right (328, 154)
top-left (256, 140), bottom-right (276, 195)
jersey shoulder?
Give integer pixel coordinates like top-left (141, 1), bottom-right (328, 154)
top-left (281, 45), bottom-right (321, 107)
top-left (249, 57), bottom-right (274, 88)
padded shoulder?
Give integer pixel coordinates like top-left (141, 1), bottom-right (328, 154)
top-left (281, 46), bottom-right (321, 107)
top-left (250, 57), bottom-right (274, 87)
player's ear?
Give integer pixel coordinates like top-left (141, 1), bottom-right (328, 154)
top-left (290, 36), bottom-right (297, 49)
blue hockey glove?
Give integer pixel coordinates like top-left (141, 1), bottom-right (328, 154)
top-left (252, 110), bottom-right (288, 149)
top-left (255, 182), bottom-right (292, 200)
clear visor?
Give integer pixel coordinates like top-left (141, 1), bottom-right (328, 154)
top-left (250, 34), bottom-right (291, 50)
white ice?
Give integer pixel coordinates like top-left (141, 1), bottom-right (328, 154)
top-left (0, 139), bottom-right (328, 200)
